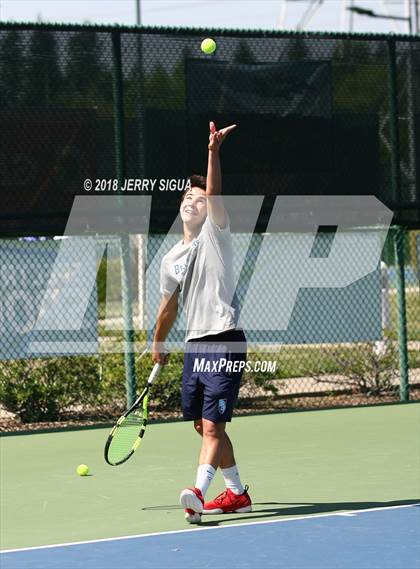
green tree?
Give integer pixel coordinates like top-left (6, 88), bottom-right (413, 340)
top-left (332, 39), bottom-right (387, 112)
top-left (233, 40), bottom-right (255, 64)
top-left (0, 31), bottom-right (26, 108)
top-left (144, 63), bottom-right (172, 108)
top-left (332, 39), bottom-right (372, 65)
top-left (285, 36), bottom-right (308, 60)
top-left (64, 31), bottom-right (113, 115)
top-left (171, 47), bottom-right (192, 109)
top-left (24, 29), bottom-right (62, 107)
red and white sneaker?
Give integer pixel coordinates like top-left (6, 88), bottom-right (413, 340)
top-left (203, 485), bottom-right (252, 515)
top-left (179, 487), bottom-right (204, 524)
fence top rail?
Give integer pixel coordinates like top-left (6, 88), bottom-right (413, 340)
top-left (1, 20), bottom-right (420, 43)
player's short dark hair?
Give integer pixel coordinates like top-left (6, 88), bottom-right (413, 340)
top-left (181, 174), bottom-right (207, 202)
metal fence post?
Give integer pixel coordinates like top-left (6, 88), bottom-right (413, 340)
top-left (393, 226), bottom-right (410, 401)
top-left (387, 38), bottom-right (401, 205)
top-left (388, 39), bottom-right (410, 402)
top-left (112, 31), bottom-right (137, 407)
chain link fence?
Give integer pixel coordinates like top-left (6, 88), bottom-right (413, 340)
top-left (0, 23), bottom-right (419, 428)
top-left (0, 227), bottom-right (418, 427)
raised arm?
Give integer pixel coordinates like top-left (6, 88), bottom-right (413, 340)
top-left (152, 289), bottom-right (179, 365)
top-left (206, 121), bottom-right (236, 228)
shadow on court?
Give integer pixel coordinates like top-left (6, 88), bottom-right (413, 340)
top-left (142, 499), bottom-right (420, 526)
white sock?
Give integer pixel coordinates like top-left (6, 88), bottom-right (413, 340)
top-left (221, 464), bottom-right (244, 495)
top-left (195, 464), bottom-right (216, 497)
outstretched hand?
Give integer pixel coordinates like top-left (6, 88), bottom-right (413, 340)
top-left (208, 121), bottom-right (237, 152)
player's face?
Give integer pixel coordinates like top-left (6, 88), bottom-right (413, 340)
top-left (180, 187), bottom-right (207, 227)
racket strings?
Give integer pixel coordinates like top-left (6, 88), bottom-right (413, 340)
top-left (121, 409), bottom-right (145, 427)
top-left (106, 408), bottom-right (145, 464)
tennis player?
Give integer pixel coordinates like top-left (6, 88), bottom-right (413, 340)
top-left (152, 121), bottom-right (252, 524)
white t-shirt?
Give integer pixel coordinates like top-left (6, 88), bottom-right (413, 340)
top-left (159, 215), bottom-right (238, 341)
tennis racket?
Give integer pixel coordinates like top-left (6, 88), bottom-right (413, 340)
top-left (104, 363), bottom-right (161, 466)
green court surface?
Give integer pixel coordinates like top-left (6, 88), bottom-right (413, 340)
top-left (1, 404), bottom-right (419, 551)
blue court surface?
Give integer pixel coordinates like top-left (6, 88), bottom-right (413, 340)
top-left (1, 504), bottom-right (419, 569)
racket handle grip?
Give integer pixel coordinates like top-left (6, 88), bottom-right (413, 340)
top-left (148, 363), bottom-right (161, 385)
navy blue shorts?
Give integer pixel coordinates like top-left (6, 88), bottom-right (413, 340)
top-left (182, 329), bottom-right (247, 423)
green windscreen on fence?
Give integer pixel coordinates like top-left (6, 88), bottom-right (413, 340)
top-left (0, 23), bottom-right (419, 236)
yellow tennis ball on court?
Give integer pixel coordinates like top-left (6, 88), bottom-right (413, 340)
top-left (76, 464), bottom-right (89, 476)
top-left (201, 38), bottom-right (216, 54)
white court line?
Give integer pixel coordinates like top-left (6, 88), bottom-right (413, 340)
top-left (336, 513), bottom-right (357, 517)
top-left (1, 503), bottom-right (418, 555)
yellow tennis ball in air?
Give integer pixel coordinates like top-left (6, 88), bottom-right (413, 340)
top-left (76, 464), bottom-right (89, 476)
top-left (201, 38), bottom-right (216, 54)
